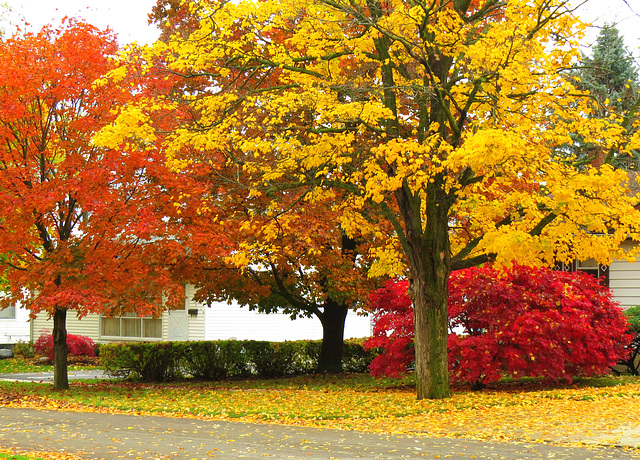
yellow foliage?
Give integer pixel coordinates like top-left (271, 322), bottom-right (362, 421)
top-left (93, 104), bottom-right (158, 150)
top-left (109, 0), bottom-right (640, 281)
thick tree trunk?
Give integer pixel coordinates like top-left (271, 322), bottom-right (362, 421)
top-left (317, 300), bottom-right (348, 373)
top-left (412, 195), bottom-right (452, 399)
top-left (52, 307), bottom-right (69, 390)
top-left (398, 181), bottom-right (453, 399)
top-left (411, 270), bottom-right (451, 399)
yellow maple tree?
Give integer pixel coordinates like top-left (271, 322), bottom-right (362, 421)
top-left (102, 0), bottom-right (640, 399)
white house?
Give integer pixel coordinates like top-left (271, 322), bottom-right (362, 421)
top-left (23, 244), bottom-right (640, 346)
top-left (29, 284), bottom-right (373, 344)
top-left (609, 245), bottom-right (640, 310)
top-left (0, 303), bottom-right (31, 346)
top-left (555, 241), bottom-right (640, 310)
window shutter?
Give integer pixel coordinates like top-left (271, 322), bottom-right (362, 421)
top-left (598, 264), bottom-right (610, 287)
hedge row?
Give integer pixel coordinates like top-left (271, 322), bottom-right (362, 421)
top-left (99, 339), bottom-right (377, 382)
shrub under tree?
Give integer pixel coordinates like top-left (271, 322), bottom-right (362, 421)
top-left (365, 265), bottom-right (632, 385)
top-left (34, 332), bottom-right (96, 361)
top-left (619, 305), bottom-right (640, 375)
top-left (364, 279), bottom-right (414, 379)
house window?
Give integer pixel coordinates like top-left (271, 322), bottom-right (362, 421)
top-left (553, 259), bottom-right (609, 287)
top-left (100, 312), bottom-right (162, 339)
top-left (0, 305), bottom-right (15, 319)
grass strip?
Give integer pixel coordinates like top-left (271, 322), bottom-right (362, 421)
top-left (0, 454), bottom-right (38, 460)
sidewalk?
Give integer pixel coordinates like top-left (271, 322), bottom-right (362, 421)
top-left (2, 407), bottom-right (639, 459)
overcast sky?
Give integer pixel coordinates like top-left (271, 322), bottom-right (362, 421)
top-left (7, 0), bottom-right (161, 44)
top-left (6, 0), bottom-right (640, 59)
top-left (576, 0), bottom-right (640, 61)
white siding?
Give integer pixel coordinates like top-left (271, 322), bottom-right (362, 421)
top-left (345, 311), bottom-right (373, 338)
top-left (610, 258), bottom-right (640, 310)
top-left (25, 284), bottom-right (372, 345)
top-left (160, 285), bottom-right (205, 341)
top-left (31, 313), bottom-right (100, 342)
top-left (33, 312), bottom-right (169, 344)
top-left (30, 313), bottom-right (51, 339)
top-left (185, 284), bottom-right (206, 341)
top-left (203, 300), bottom-right (372, 341)
top-left (0, 304), bottom-right (31, 344)
top-left (161, 309), bottom-right (169, 340)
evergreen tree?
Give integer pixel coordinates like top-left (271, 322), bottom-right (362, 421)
top-left (568, 24), bottom-right (640, 169)
top-left (581, 24), bottom-right (639, 114)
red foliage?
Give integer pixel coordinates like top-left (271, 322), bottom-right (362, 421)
top-left (365, 265), bottom-right (632, 384)
top-left (34, 332), bottom-right (96, 361)
top-left (364, 279), bottom-right (414, 378)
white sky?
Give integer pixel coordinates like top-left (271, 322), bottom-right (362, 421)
top-left (5, 0), bottom-right (640, 57)
top-left (7, 0), bottom-right (161, 44)
top-left (576, 0), bottom-right (640, 61)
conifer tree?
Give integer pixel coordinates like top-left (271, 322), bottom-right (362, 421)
top-left (569, 24), bottom-right (640, 168)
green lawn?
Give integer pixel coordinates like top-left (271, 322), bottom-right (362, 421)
top-left (1, 358), bottom-right (640, 448)
top-left (0, 453), bottom-right (43, 460)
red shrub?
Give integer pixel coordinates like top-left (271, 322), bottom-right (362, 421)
top-left (34, 331), bottom-right (96, 360)
top-left (366, 265), bottom-right (632, 384)
top-left (363, 279), bottom-right (414, 378)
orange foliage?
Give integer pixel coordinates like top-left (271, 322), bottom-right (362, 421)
top-left (141, 1), bottom-right (388, 370)
top-left (0, 21), bottom-right (188, 319)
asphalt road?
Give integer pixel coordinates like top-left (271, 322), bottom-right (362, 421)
top-left (1, 407), bottom-right (639, 459)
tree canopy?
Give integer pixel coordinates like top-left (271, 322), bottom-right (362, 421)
top-left (104, 0), bottom-right (640, 398)
top-left (0, 21), bottom-right (189, 389)
top-left (138, 0), bottom-right (387, 373)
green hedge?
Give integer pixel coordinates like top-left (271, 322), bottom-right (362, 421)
top-left (100, 339), bottom-right (376, 382)
top-left (343, 339), bottom-right (378, 373)
top-left (618, 306), bottom-right (640, 375)
top-left (99, 342), bottom-right (184, 381)
top-left (180, 341), bottom-right (250, 380)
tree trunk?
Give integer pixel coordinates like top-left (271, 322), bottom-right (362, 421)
top-left (399, 182), bottom-right (453, 400)
top-left (411, 273), bottom-right (451, 399)
top-left (52, 307), bottom-right (69, 390)
top-left (317, 299), bottom-right (348, 373)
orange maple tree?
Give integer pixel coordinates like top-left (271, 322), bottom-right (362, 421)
top-left (187, 183), bottom-right (382, 372)
top-left (0, 21), bottom-right (188, 390)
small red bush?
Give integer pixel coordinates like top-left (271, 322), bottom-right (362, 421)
top-left (365, 264), bottom-right (632, 384)
top-left (34, 331), bottom-right (96, 360)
